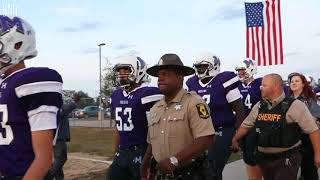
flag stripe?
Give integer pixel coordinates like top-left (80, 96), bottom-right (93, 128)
top-left (277, 0), bottom-right (283, 64)
top-left (258, 27), bottom-right (264, 66)
top-left (263, 2), bottom-right (268, 66)
top-left (266, 1), bottom-right (272, 65)
top-left (261, 27), bottom-right (266, 66)
top-left (251, 28), bottom-right (256, 61)
top-left (255, 27), bottom-right (261, 65)
top-left (272, 0), bottom-right (278, 65)
top-left (276, 0), bottom-right (281, 65)
top-left (246, 28), bottom-right (250, 57)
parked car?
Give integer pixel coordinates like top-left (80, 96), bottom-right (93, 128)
top-left (69, 108), bottom-right (81, 118)
top-left (76, 106), bottom-right (99, 118)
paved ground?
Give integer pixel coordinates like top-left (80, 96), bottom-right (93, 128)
top-left (223, 159), bottom-right (320, 180)
top-left (69, 118), bottom-right (114, 128)
top-left (223, 159), bottom-right (247, 179)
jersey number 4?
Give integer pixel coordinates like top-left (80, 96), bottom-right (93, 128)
top-left (244, 94), bottom-right (252, 109)
top-left (115, 107), bottom-right (134, 131)
top-left (0, 104), bottom-right (14, 145)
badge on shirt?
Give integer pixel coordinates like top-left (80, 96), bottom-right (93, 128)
top-left (174, 104), bottom-right (182, 110)
top-left (196, 103), bottom-right (209, 119)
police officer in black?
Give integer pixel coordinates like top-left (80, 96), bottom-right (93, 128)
top-left (231, 73), bottom-right (320, 180)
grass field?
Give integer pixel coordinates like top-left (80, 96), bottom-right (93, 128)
top-left (67, 127), bottom-right (115, 179)
top-left (68, 127), bottom-right (115, 158)
top-left (67, 127), bottom-right (242, 179)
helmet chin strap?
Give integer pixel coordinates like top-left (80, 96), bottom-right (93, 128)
top-left (121, 84), bottom-right (131, 91)
top-left (118, 79), bottom-right (138, 92)
top-left (0, 63), bottom-right (15, 76)
top-left (197, 68), bottom-right (208, 80)
top-left (198, 70), bottom-right (215, 83)
top-left (241, 75), bottom-right (254, 84)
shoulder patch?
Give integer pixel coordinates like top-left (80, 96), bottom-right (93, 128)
top-left (196, 103), bottom-right (209, 119)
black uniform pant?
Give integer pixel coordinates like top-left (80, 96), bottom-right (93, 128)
top-left (45, 141), bottom-right (68, 180)
top-left (300, 134), bottom-right (319, 180)
top-left (242, 128), bottom-right (258, 166)
top-left (207, 126), bottom-right (236, 180)
top-left (155, 171), bottom-right (205, 180)
top-left (155, 159), bottom-right (208, 180)
top-left (257, 151), bottom-right (302, 180)
top-left (106, 144), bottom-right (147, 180)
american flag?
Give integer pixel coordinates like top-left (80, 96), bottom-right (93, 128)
top-left (245, 0), bottom-right (283, 66)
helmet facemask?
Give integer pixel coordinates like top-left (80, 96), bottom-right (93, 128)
top-left (0, 16), bottom-right (37, 75)
top-left (194, 61), bottom-right (214, 80)
top-left (235, 59), bottom-right (257, 82)
top-left (112, 55), bottom-right (149, 91)
top-left (0, 39), bottom-right (23, 74)
top-left (235, 67), bottom-right (247, 82)
top-left (193, 53), bottom-right (221, 80)
top-left (114, 64), bottom-right (136, 91)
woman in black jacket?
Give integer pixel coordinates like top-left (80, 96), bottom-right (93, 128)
top-left (288, 73), bottom-right (320, 180)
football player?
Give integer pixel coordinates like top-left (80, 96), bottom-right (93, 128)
top-left (106, 55), bottom-right (163, 180)
top-left (235, 59), bottom-right (262, 180)
top-left (0, 15), bottom-right (63, 179)
top-left (186, 52), bottom-right (245, 180)
top-left (305, 74), bottom-right (316, 88)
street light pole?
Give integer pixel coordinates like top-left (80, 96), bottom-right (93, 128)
top-left (98, 43), bottom-right (106, 123)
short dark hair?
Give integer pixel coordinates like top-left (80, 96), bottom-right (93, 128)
top-left (266, 73), bottom-right (283, 87)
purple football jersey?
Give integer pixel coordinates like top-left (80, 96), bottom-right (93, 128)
top-left (0, 67), bottom-right (63, 178)
top-left (111, 86), bottom-right (162, 148)
top-left (238, 78), bottom-right (262, 116)
top-left (314, 87), bottom-right (320, 96)
top-left (186, 71), bottom-right (241, 128)
top-left (314, 87), bottom-right (320, 104)
top-left (283, 84), bottom-right (290, 96)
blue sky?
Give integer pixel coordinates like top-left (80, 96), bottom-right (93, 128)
top-left (2, 0), bottom-right (320, 97)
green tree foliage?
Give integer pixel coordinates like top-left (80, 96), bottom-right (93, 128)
top-left (76, 90), bottom-right (95, 109)
top-left (101, 57), bottom-right (115, 98)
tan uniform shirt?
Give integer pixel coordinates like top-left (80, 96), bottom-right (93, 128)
top-left (241, 92), bottom-right (319, 153)
top-left (147, 89), bottom-right (214, 162)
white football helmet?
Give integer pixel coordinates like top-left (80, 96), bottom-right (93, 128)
top-left (193, 52), bottom-right (221, 80)
top-left (113, 55), bottom-right (148, 90)
top-left (0, 15), bottom-right (37, 74)
top-left (235, 58), bottom-right (257, 82)
top-left (305, 74), bottom-right (316, 88)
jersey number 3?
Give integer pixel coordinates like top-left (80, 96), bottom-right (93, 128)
top-left (0, 104), bottom-right (14, 145)
top-left (202, 94), bottom-right (211, 105)
top-left (115, 107), bottom-right (134, 131)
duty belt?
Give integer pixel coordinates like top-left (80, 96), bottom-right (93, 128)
top-left (118, 143), bottom-right (147, 151)
top-left (157, 158), bottom-right (204, 179)
top-left (256, 145), bottom-right (301, 161)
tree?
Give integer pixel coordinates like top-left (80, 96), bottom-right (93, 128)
top-left (62, 90), bottom-right (95, 109)
top-left (76, 90), bottom-right (95, 109)
top-left (101, 58), bottom-right (115, 106)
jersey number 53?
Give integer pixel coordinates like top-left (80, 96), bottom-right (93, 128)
top-left (115, 107), bottom-right (134, 131)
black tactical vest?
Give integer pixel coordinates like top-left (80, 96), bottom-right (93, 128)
top-left (255, 97), bottom-right (301, 148)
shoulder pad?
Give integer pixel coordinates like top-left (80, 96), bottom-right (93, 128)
top-left (186, 91), bottom-right (205, 102)
top-left (16, 67), bottom-right (62, 87)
